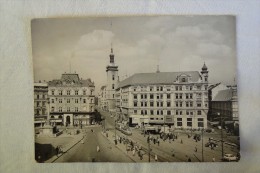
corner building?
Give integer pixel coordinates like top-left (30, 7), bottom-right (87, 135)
top-left (116, 64), bottom-right (209, 130)
top-left (48, 73), bottom-right (95, 126)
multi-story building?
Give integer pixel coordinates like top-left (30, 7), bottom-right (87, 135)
top-left (105, 48), bottom-right (119, 112)
top-left (34, 81), bottom-right (48, 127)
top-left (210, 85), bottom-right (239, 134)
top-left (48, 73), bottom-right (95, 127)
top-left (98, 85), bottom-right (108, 111)
top-left (115, 63), bottom-right (209, 130)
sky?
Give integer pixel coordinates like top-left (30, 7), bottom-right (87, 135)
top-left (32, 16), bottom-right (237, 92)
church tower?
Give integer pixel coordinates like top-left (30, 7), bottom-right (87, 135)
top-left (106, 47), bottom-right (119, 112)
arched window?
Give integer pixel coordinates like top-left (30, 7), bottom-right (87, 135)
top-left (112, 75), bottom-right (115, 80)
top-left (112, 84), bottom-right (115, 89)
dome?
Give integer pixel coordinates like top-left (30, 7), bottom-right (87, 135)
top-left (202, 63), bottom-right (208, 71)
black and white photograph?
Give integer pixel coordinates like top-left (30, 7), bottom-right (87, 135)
top-left (32, 16), bottom-right (240, 163)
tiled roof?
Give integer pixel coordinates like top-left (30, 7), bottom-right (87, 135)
top-left (118, 71), bottom-right (201, 88)
top-left (48, 73), bottom-right (94, 87)
top-left (212, 89), bottom-right (232, 101)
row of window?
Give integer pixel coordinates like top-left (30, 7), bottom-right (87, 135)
top-left (132, 85), bottom-right (208, 92)
top-left (51, 98), bottom-right (93, 104)
top-left (133, 109), bottom-right (203, 116)
top-left (36, 94), bottom-right (47, 99)
top-left (51, 90), bottom-right (93, 96)
top-left (133, 101), bottom-right (205, 108)
top-left (176, 118), bottom-right (204, 127)
top-left (51, 106), bottom-right (93, 112)
top-left (133, 93), bottom-right (205, 100)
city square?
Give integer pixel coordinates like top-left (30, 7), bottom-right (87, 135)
top-left (32, 16), bottom-right (239, 163)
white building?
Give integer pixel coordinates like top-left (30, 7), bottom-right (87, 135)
top-left (48, 73), bottom-right (95, 126)
top-left (115, 63), bottom-right (209, 130)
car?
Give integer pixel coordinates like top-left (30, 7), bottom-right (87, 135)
top-left (205, 142), bottom-right (218, 147)
top-left (222, 154), bottom-right (238, 162)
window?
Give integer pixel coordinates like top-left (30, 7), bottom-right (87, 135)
top-left (180, 111), bottom-right (182, 115)
top-left (167, 94), bottom-right (171, 99)
top-left (134, 102), bottom-right (137, 107)
top-left (75, 90), bottom-right (78, 95)
top-left (52, 99), bottom-right (54, 103)
top-left (134, 110), bottom-right (137, 114)
top-left (157, 110), bottom-right (160, 115)
top-left (160, 94), bottom-right (163, 99)
top-left (186, 94), bottom-right (189, 99)
top-left (112, 75), bottom-right (115, 80)
top-left (186, 111), bottom-right (189, 115)
top-left (150, 87), bottom-right (153, 91)
top-left (75, 99), bottom-right (78, 103)
top-left (160, 86), bottom-right (163, 91)
top-left (175, 86), bottom-right (178, 91)
top-left (197, 103), bottom-right (201, 107)
top-left (177, 118), bottom-right (182, 126)
top-left (150, 101), bottom-right (154, 107)
top-left (37, 95), bottom-right (40, 99)
top-left (59, 90), bottom-right (62, 95)
top-left (150, 94), bottom-right (154, 99)
top-left (83, 90), bottom-right (86, 95)
top-left (144, 102), bottom-right (147, 107)
top-left (175, 94), bottom-right (178, 99)
top-left (133, 87), bottom-right (136, 91)
top-left (75, 107), bottom-right (78, 112)
top-left (180, 94), bottom-right (182, 99)
top-left (51, 107), bottom-right (54, 112)
top-left (197, 110), bottom-right (202, 115)
top-left (144, 94), bottom-right (147, 99)
top-left (141, 94), bottom-right (143, 99)
top-left (113, 94), bottom-right (114, 98)
top-left (179, 86), bottom-right (182, 91)
top-left (205, 77), bottom-right (208, 82)
top-left (205, 85), bottom-right (208, 90)
top-left (144, 110), bottom-right (147, 115)
top-left (52, 90), bottom-right (55, 95)
top-left (134, 94), bottom-right (137, 99)
top-left (167, 102), bottom-right (171, 107)
top-left (190, 86), bottom-right (193, 90)
top-left (157, 94), bottom-right (160, 99)
top-left (67, 90), bottom-right (70, 95)
top-left (141, 110), bottom-right (144, 115)
top-left (167, 110), bottom-right (171, 115)
top-left (141, 102), bottom-right (144, 107)
top-left (160, 102), bottom-right (163, 107)
top-left (180, 102), bottom-right (182, 107)
top-left (150, 110), bottom-right (154, 115)
top-left (157, 87), bottom-right (160, 91)
top-left (157, 102), bottom-right (160, 107)
top-left (83, 99), bottom-right (86, 103)
top-left (161, 110), bottom-right (163, 115)
top-left (187, 118), bottom-right (192, 127)
top-left (42, 95), bottom-right (45, 99)
top-left (175, 102), bottom-right (179, 107)
top-left (59, 99), bottom-right (62, 103)
top-left (181, 78), bottom-right (186, 82)
top-left (67, 107), bottom-right (70, 112)
top-left (198, 118), bottom-right (204, 127)
top-left (112, 84), bottom-right (115, 89)
top-left (189, 94), bottom-right (193, 99)
top-left (67, 99), bottom-right (70, 103)
top-left (176, 110), bottom-right (179, 115)
top-left (59, 107), bottom-right (62, 112)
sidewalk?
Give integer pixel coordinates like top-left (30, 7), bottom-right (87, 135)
top-left (101, 130), bottom-right (156, 162)
top-left (45, 133), bottom-right (84, 163)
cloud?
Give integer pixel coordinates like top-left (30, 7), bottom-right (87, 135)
top-left (75, 30), bottom-right (114, 51)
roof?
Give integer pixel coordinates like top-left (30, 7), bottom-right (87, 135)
top-left (118, 71), bottom-right (201, 88)
top-left (202, 63), bottom-right (208, 71)
top-left (212, 89), bottom-right (233, 101)
top-left (48, 73), bottom-right (94, 87)
top-left (34, 83), bottom-right (48, 87)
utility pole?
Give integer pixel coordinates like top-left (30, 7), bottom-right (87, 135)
top-left (201, 128), bottom-right (204, 162)
top-left (148, 132), bottom-right (151, 162)
top-left (218, 112), bottom-right (224, 158)
top-left (114, 119), bottom-right (117, 145)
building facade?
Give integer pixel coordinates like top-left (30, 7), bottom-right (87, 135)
top-left (48, 73), bottom-right (95, 127)
top-left (34, 82), bottom-right (48, 127)
top-left (115, 64), bottom-right (209, 130)
top-left (98, 85), bottom-right (108, 111)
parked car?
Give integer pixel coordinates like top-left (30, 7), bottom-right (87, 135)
top-left (205, 142), bottom-right (218, 147)
top-left (222, 154), bottom-right (238, 162)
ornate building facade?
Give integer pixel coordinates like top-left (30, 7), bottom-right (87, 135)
top-left (48, 73), bottom-right (95, 127)
top-left (34, 82), bottom-right (48, 127)
top-left (115, 63), bottom-right (209, 130)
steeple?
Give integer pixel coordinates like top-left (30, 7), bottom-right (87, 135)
top-left (109, 46), bottom-right (115, 64)
top-left (201, 62), bottom-right (208, 73)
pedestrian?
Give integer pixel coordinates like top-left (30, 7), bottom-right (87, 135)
top-left (212, 157), bottom-right (215, 162)
top-left (188, 157), bottom-right (191, 162)
top-left (195, 146), bottom-right (197, 152)
top-left (132, 149), bottom-right (135, 156)
top-left (153, 138), bottom-right (156, 144)
top-left (96, 145), bottom-right (100, 152)
top-left (157, 139), bottom-right (160, 146)
top-left (155, 154), bottom-right (158, 162)
top-left (56, 146), bottom-right (59, 156)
